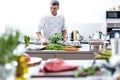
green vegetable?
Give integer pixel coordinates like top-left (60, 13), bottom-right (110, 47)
top-left (45, 44), bottom-right (65, 50)
top-left (24, 35), bottom-right (30, 48)
top-left (95, 49), bottom-right (112, 61)
top-left (74, 67), bottom-right (84, 77)
top-left (84, 66), bottom-right (96, 75)
top-left (49, 33), bottom-right (63, 44)
top-left (100, 50), bottom-right (112, 56)
top-left (74, 66), bottom-right (100, 77)
top-left (0, 30), bottom-right (20, 64)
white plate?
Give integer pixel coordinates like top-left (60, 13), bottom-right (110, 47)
top-left (28, 57), bottom-right (42, 67)
top-left (27, 44), bottom-right (45, 50)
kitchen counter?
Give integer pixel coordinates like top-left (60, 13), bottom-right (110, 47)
top-left (28, 60), bottom-right (112, 80)
top-left (25, 44), bottom-right (95, 60)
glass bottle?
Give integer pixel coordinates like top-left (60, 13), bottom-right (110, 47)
top-left (15, 55), bottom-right (28, 80)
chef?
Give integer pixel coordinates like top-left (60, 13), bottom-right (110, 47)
top-left (36, 0), bottom-right (67, 45)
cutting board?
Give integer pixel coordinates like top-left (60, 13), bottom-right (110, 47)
top-left (31, 70), bottom-right (88, 77)
top-left (31, 69), bottom-right (102, 77)
top-left (28, 57), bottom-right (42, 67)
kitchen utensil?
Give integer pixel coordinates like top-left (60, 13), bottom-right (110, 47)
top-left (102, 63), bottom-right (116, 75)
top-left (91, 58), bottom-right (96, 66)
top-left (89, 31), bottom-right (104, 40)
top-left (70, 30), bottom-right (83, 41)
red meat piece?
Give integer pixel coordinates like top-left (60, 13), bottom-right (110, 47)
top-left (40, 58), bottom-right (78, 72)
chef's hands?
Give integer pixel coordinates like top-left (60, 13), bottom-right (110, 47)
top-left (63, 38), bottom-right (66, 42)
top-left (41, 38), bottom-right (48, 45)
top-left (62, 30), bottom-right (67, 42)
top-left (36, 32), bottom-right (48, 45)
top-left (41, 37), bottom-right (67, 45)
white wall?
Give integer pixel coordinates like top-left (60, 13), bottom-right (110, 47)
top-left (0, 0), bottom-right (120, 37)
top-left (60, 0), bottom-right (120, 24)
top-left (66, 23), bottom-right (106, 40)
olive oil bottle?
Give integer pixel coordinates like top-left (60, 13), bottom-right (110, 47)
top-left (15, 55), bottom-right (28, 80)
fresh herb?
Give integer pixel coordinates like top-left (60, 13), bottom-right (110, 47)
top-left (45, 44), bottom-right (65, 50)
top-left (24, 35), bottom-right (30, 48)
top-left (74, 67), bottom-right (85, 77)
top-left (49, 33), bottom-right (63, 44)
top-left (0, 30), bottom-right (20, 64)
top-left (74, 66), bottom-right (100, 77)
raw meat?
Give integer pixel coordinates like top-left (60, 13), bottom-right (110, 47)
top-left (40, 58), bottom-right (78, 72)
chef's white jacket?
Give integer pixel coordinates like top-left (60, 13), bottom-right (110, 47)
top-left (37, 13), bottom-right (66, 41)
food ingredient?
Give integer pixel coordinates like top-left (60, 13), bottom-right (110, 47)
top-left (64, 46), bottom-right (79, 51)
top-left (49, 33), bottom-right (63, 44)
top-left (95, 49), bottom-right (112, 61)
top-left (39, 58), bottom-right (78, 72)
top-left (0, 31), bottom-right (20, 64)
top-left (24, 35), bottom-right (30, 48)
top-left (45, 44), bottom-right (65, 50)
top-left (74, 66), bottom-right (100, 77)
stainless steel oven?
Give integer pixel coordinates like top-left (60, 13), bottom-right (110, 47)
top-left (106, 11), bottom-right (120, 39)
top-left (106, 11), bottom-right (120, 18)
top-left (109, 27), bottom-right (120, 38)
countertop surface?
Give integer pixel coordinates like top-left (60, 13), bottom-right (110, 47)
top-left (26, 44), bottom-right (92, 53)
top-left (25, 44), bottom-right (97, 60)
top-left (28, 60), bottom-right (113, 80)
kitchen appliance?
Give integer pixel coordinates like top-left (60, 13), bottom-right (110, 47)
top-left (109, 28), bottom-right (120, 39)
top-left (106, 11), bottom-right (120, 18)
top-left (106, 11), bottom-right (120, 40)
top-left (70, 30), bottom-right (83, 41)
top-left (89, 31), bottom-right (104, 40)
